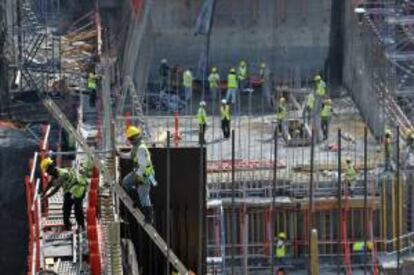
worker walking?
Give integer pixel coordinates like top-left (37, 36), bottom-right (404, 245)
top-left (87, 71), bottom-right (99, 107)
top-left (159, 58), bottom-right (170, 91)
top-left (220, 99), bottom-right (231, 139)
top-left (345, 157), bottom-right (358, 196)
top-left (208, 67), bottom-right (220, 102)
top-left (303, 92), bottom-right (315, 125)
top-left (238, 60), bottom-right (248, 91)
top-left (40, 158), bottom-right (88, 231)
top-left (275, 232), bottom-right (287, 272)
top-left (276, 97), bottom-right (287, 136)
top-left (183, 69), bottom-right (193, 102)
top-left (320, 98), bottom-right (333, 141)
top-left (384, 129), bottom-right (393, 172)
top-left (121, 126), bottom-right (157, 223)
top-left (314, 74), bottom-right (326, 111)
top-left (197, 101), bottom-right (208, 145)
top-left (226, 68), bottom-right (238, 105)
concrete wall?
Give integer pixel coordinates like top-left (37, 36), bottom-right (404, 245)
top-left (149, 0), bottom-right (332, 80)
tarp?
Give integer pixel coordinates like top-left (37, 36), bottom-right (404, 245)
top-left (193, 0), bottom-right (216, 36)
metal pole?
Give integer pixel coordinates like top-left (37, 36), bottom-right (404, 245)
top-left (337, 128), bottom-right (342, 275)
top-left (166, 131), bottom-right (171, 275)
top-left (198, 129), bottom-right (205, 275)
top-left (309, 128), bottom-right (315, 272)
top-left (363, 126), bottom-right (368, 275)
top-left (396, 126), bottom-right (400, 275)
top-left (231, 129), bottom-right (236, 275)
top-left (270, 125), bottom-right (278, 274)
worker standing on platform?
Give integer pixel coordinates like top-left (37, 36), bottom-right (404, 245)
top-left (384, 129), bottom-right (393, 172)
top-left (345, 157), bottom-right (357, 196)
top-left (275, 232), bottom-right (287, 272)
top-left (259, 62), bottom-right (266, 82)
top-left (404, 129), bottom-right (414, 166)
top-left (320, 98), bottom-right (333, 141)
top-left (121, 126), bottom-right (157, 223)
top-left (208, 67), bottom-right (220, 102)
top-left (276, 97), bottom-right (287, 136)
top-left (197, 101), bottom-right (208, 145)
top-left (220, 99), bottom-right (231, 139)
top-left (226, 68), bottom-right (238, 105)
top-left (183, 69), bottom-right (193, 102)
top-left (87, 71), bottom-right (99, 108)
top-left (352, 241), bottom-right (373, 267)
top-left (159, 58), bottom-right (169, 91)
top-left (303, 92), bottom-right (315, 125)
top-left (40, 158), bottom-right (87, 231)
top-left (238, 60), bottom-right (248, 91)
top-left (314, 74), bottom-right (326, 111)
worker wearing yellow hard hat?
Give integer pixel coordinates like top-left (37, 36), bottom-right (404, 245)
top-left (40, 157), bottom-right (88, 231)
top-left (226, 68), bottom-right (238, 104)
top-left (122, 126), bottom-right (157, 223)
top-left (275, 232), bottom-right (287, 271)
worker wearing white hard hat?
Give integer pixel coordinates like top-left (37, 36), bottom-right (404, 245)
top-left (220, 99), bottom-right (231, 139)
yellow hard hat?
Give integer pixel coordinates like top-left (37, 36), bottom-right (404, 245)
top-left (240, 60), bottom-right (246, 65)
top-left (126, 126), bottom-right (141, 139)
top-left (40, 157), bottom-right (54, 172)
top-left (314, 75), bottom-right (321, 81)
top-left (280, 97), bottom-right (286, 102)
top-left (230, 67), bottom-right (236, 73)
top-left (278, 232), bottom-right (287, 239)
top-left (366, 242), bottom-right (373, 251)
top-left (212, 67), bottom-right (217, 73)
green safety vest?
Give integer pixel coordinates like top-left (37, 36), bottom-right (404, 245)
top-left (315, 80), bottom-right (326, 97)
top-left (238, 65), bottom-right (247, 80)
top-left (276, 102), bottom-right (287, 121)
top-left (220, 105), bottom-right (230, 121)
top-left (227, 73), bottom-right (238, 89)
top-left (183, 72), bottom-right (193, 88)
top-left (345, 165), bottom-right (357, 182)
top-left (320, 104), bottom-right (332, 119)
top-left (132, 143), bottom-right (155, 180)
top-left (88, 73), bottom-right (97, 90)
top-left (306, 94), bottom-right (315, 110)
top-left (385, 137), bottom-right (392, 157)
top-left (197, 107), bottom-right (207, 125)
top-left (208, 73), bottom-right (220, 89)
top-left (275, 241), bottom-right (286, 258)
top-left (58, 168), bottom-right (87, 199)
top-left (353, 242), bottom-right (364, 252)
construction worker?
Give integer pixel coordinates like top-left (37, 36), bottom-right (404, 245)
top-left (159, 58), bottom-right (170, 90)
top-left (352, 241), bottom-right (373, 267)
top-left (314, 74), bottom-right (326, 111)
top-left (208, 67), bottom-right (220, 102)
top-left (40, 158), bottom-right (88, 231)
top-left (238, 60), bottom-right (248, 91)
top-left (384, 129), bottom-right (393, 172)
top-left (302, 92), bottom-right (315, 125)
top-left (320, 98), bottom-right (333, 141)
top-left (276, 97), bottom-right (287, 136)
top-left (275, 232), bottom-right (287, 271)
top-left (121, 126), bottom-right (157, 223)
top-left (87, 71), bottom-right (99, 108)
top-left (197, 101), bottom-right (208, 144)
top-left (183, 69), bottom-right (193, 102)
top-left (404, 129), bottom-right (414, 166)
top-left (345, 158), bottom-right (358, 196)
top-left (226, 67), bottom-right (238, 104)
top-left (259, 62), bottom-right (266, 82)
top-left (220, 99), bottom-right (231, 139)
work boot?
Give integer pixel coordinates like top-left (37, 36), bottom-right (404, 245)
top-left (143, 206), bottom-right (153, 224)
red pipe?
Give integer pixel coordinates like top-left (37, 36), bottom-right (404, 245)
top-left (25, 176), bottom-right (33, 275)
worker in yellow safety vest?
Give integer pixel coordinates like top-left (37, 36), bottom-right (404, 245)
top-left (384, 129), bottom-right (393, 172)
top-left (226, 68), bottom-right (238, 105)
top-left (320, 98), bottom-right (333, 141)
top-left (276, 97), bottom-right (287, 136)
top-left (40, 158), bottom-right (88, 231)
top-left (183, 69), bottom-right (193, 102)
top-left (303, 92), bottom-right (315, 125)
top-left (197, 101), bottom-right (208, 145)
top-left (208, 67), bottom-right (221, 102)
top-left (87, 71), bottom-right (99, 107)
top-left (345, 157), bottom-right (358, 196)
top-left (220, 99), bottom-right (231, 139)
top-left (352, 241), bottom-right (373, 267)
top-left (314, 74), bottom-right (326, 112)
top-left (275, 232), bottom-right (287, 271)
top-left (238, 60), bottom-right (248, 91)
top-left (120, 126), bottom-right (157, 223)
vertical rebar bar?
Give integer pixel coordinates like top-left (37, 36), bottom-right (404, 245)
top-left (396, 126), bottom-right (400, 275)
top-left (363, 126), bottom-right (368, 275)
top-left (166, 131), bottom-right (171, 275)
top-left (270, 125), bottom-right (278, 274)
top-left (231, 129), bottom-right (236, 275)
top-left (337, 128), bottom-right (341, 275)
top-left (198, 128), bottom-right (204, 275)
top-left (309, 127), bottom-right (315, 272)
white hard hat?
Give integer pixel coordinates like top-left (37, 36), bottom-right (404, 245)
top-left (185, 70), bottom-right (192, 75)
top-left (200, 101), bottom-right (206, 106)
top-left (221, 99), bottom-right (227, 104)
top-left (161, 58), bottom-right (167, 63)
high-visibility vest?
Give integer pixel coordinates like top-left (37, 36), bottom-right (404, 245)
top-left (306, 93), bottom-right (315, 110)
top-left (132, 143), bottom-right (155, 179)
top-left (227, 73), bottom-right (238, 89)
top-left (183, 72), bottom-right (193, 88)
top-left (88, 73), bottom-right (97, 90)
top-left (208, 73), bottom-right (220, 89)
top-left (220, 105), bottom-right (230, 121)
top-left (197, 107), bottom-right (207, 125)
top-left (58, 168), bottom-right (87, 198)
top-left (385, 137), bottom-right (392, 157)
top-left (275, 240), bottom-right (286, 258)
top-left (345, 164), bottom-right (357, 182)
top-left (353, 242), bottom-right (364, 252)
top-left (320, 104), bottom-right (332, 119)
top-left (315, 80), bottom-right (326, 97)
top-left (238, 65), bottom-right (247, 80)
top-left (276, 102), bottom-right (287, 121)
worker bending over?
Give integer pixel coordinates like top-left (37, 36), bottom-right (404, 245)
top-left (226, 68), bottom-right (238, 105)
top-left (208, 67), bottom-right (220, 102)
top-left (345, 158), bottom-right (358, 196)
top-left (275, 232), bottom-right (287, 272)
top-left (276, 97), bottom-right (287, 136)
top-left (197, 101), bottom-right (208, 145)
top-left (320, 98), bottom-right (333, 141)
top-left (220, 99), bottom-right (231, 139)
top-left (41, 158), bottom-right (88, 231)
top-left (121, 126), bottom-right (157, 223)
top-left (384, 129), bottom-right (393, 172)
